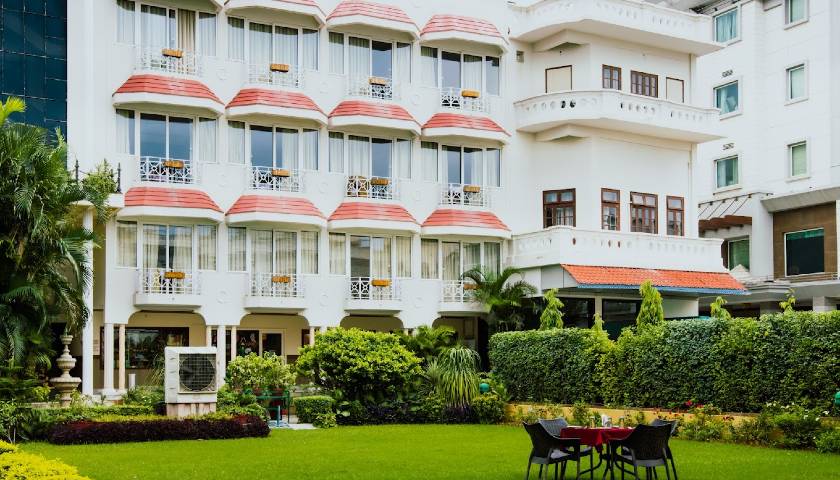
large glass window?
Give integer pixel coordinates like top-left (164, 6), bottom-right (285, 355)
top-left (227, 17), bottom-right (245, 61)
top-left (421, 47), bottom-right (438, 87)
top-left (329, 32), bottom-right (344, 74)
top-left (228, 227), bottom-right (247, 272)
top-left (727, 238), bottom-right (749, 270)
top-left (442, 145), bottom-right (498, 186)
top-left (421, 239), bottom-right (438, 279)
top-left (349, 236), bottom-right (400, 279)
top-left (117, 221), bottom-right (138, 267)
top-left (120, 327), bottom-right (188, 369)
top-left (716, 156), bottom-right (739, 189)
top-left (345, 135), bottom-right (410, 179)
top-left (786, 0), bottom-right (807, 24)
top-left (435, 240), bottom-right (501, 280)
top-left (197, 225), bottom-right (216, 270)
top-left (715, 81), bottom-right (739, 115)
top-left (630, 192), bottom-right (657, 234)
top-left (329, 233), bottom-right (346, 275)
top-left (141, 224), bottom-right (193, 270)
top-left (543, 189), bottom-right (575, 227)
top-left (139, 113), bottom-right (193, 161)
top-left (714, 8), bottom-right (739, 43)
top-left (785, 228), bottom-right (823, 276)
top-left (248, 125), bottom-right (317, 170)
top-left (422, 141), bottom-right (438, 182)
top-left (787, 64), bottom-right (806, 101)
top-left (631, 71), bottom-right (658, 97)
top-left (789, 141), bottom-right (807, 177)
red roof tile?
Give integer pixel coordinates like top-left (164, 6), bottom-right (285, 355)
top-left (421, 14), bottom-right (502, 39)
top-left (227, 88), bottom-right (324, 113)
top-left (562, 265), bottom-right (746, 292)
top-left (125, 186), bottom-right (221, 212)
top-left (227, 195), bottom-right (324, 218)
top-left (423, 113), bottom-right (508, 135)
top-left (115, 74), bottom-right (222, 104)
top-left (422, 209), bottom-right (509, 231)
top-left (329, 100), bottom-right (418, 124)
top-left (329, 202), bottom-right (417, 223)
top-left (327, 0), bottom-right (415, 26)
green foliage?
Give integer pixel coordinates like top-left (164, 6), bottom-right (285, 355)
top-left (226, 352), bottom-right (296, 393)
top-left (396, 326), bottom-right (456, 365)
top-left (471, 394), bottom-right (505, 424)
top-left (462, 267), bottom-right (537, 332)
top-left (216, 385), bottom-right (266, 420)
top-left (709, 296), bottom-right (732, 321)
top-left (539, 288), bottom-right (564, 330)
top-left (121, 386), bottom-right (164, 407)
top-left (636, 281), bottom-right (664, 327)
top-left (780, 290), bottom-right (796, 313)
top-left (769, 404), bottom-right (826, 449)
top-left (293, 396), bottom-right (334, 424)
top-left (0, 365), bottom-right (46, 401)
top-left (0, 401), bottom-right (36, 443)
top-left (680, 407), bottom-right (728, 442)
top-left (0, 440), bottom-right (16, 454)
top-left (570, 401), bottom-right (592, 427)
top-left (815, 428), bottom-right (840, 454)
top-left (435, 346), bottom-right (480, 408)
top-left (0, 450), bottom-right (91, 479)
top-left (313, 412), bottom-right (337, 429)
top-left (80, 160), bottom-right (118, 207)
top-left (296, 328), bottom-right (422, 402)
top-left (729, 414), bottom-right (774, 446)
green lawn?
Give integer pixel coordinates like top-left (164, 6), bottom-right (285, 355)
top-left (24, 425), bottom-right (840, 480)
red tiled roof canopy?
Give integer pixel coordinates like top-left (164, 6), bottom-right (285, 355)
top-left (327, 0), bottom-right (415, 25)
top-left (562, 265), bottom-right (746, 293)
top-left (115, 74), bottom-right (222, 104)
top-left (227, 195), bottom-right (324, 218)
top-left (421, 14), bottom-right (502, 38)
top-left (423, 113), bottom-right (508, 135)
top-left (227, 88), bottom-right (324, 113)
top-left (125, 186), bottom-right (221, 212)
top-left (329, 202), bottom-right (417, 223)
top-left (423, 209), bottom-right (509, 231)
top-left (330, 100), bottom-right (418, 124)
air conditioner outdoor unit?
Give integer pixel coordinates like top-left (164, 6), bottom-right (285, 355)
top-left (164, 346), bottom-right (218, 418)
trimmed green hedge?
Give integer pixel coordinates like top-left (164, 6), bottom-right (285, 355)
top-left (490, 311), bottom-right (840, 412)
top-left (293, 396), bottom-right (334, 424)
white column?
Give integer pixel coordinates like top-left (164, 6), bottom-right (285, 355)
top-left (206, 325), bottom-right (212, 346)
top-left (230, 326), bottom-right (237, 360)
top-left (411, 234), bottom-right (422, 279)
top-left (81, 209), bottom-right (94, 395)
top-left (102, 323), bottom-right (115, 393)
top-left (318, 226), bottom-right (329, 275)
top-left (118, 324), bottom-right (126, 392)
top-left (216, 326), bottom-right (226, 387)
top-left (594, 296), bottom-right (603, 319)
top-left (308, 326), bottom-right (318, 346)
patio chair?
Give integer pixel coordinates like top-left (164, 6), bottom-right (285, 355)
top-left (539, 418), bottom-right (594, 479)
top-left (650, 419), bottom-right (679, 480)
top-left (523, 422), bottom-right (583, 480)
top-left (604, 424), bottom-right (672, 480)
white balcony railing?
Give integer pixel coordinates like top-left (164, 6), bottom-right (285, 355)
top-left (441, 280), bottom-right (478, 303)
top-left (440, 183), bottom-right (492, 207)
top-left (139, 268), bottom-right (199, 295)
top-left (348, 277), bottom-right (399, 301)
top-left (137, 45), bottom-right (202, 76)
top-left (247, 63), bottom-right (304, 89)
top-left (346, 175), bottom-right (396, 200)
top-left (249, 166), bottom-right (303, 192)
top-left (139, 156), bottom-right (196, 184)
top-left (440, 87), bottom-right (489, 113)
top-left (249, 273), bottom-right (303, 298)
top-left (347, 75), bottom-right (398, 101)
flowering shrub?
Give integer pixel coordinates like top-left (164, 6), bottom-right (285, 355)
top-left (815, 429), bottom-right (840, 454)
top-left (679, 405), bottom-right (730, 442)
top-left (766, 404), bottom-right (827, 449)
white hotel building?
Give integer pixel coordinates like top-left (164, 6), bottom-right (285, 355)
top-left (67, 0), bottom-right (743, 396)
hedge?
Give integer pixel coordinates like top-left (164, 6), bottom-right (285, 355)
top-left (0, 441), bottom-right (90, 479)
top-left (293, 396), bottom-right (334, 424)
top-left (48, 415), bottom-right (269, 445)
top-left (490, 311), bottom-right (840, 412)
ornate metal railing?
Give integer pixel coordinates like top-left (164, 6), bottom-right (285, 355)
top-left (249, 273), bottom-right (303, 298)
top-left (247, 63), bottom-right (304, 89)
top-left (440, 183), bottom-right (491, 207)
top-left (249, 166), bottom-right (302, 192)
top-left (348, 277), bottom-right (398, 301)
top-left (139, 157), bottom-right (196, 184)
top-left (441, 280), bottom-right (477, 303)
top-left (347, 75), bottom-right (397, 100)
top-left (137, 46), bottom-right (202, 76)
top-left (346, 175), bottom-right (396, 200)
top-left (440, 87), bottom-right (489, 113)
top-left (139, 268), bottom-right (199, 295)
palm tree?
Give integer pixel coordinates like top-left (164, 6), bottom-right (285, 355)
top-left (462, 267), bottom-right (538, 332)
top-left (0, 97), bottom-right (110, 371)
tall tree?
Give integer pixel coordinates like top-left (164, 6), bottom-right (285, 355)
top-left (636, 280), bottom-right (665, 327)
top-left (462, 267), bottom-right (537, 332)
top-left (539, 288), bottom-right (564, 330)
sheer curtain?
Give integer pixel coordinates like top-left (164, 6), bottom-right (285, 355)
top-left (199, 118), bottom-right (216, 163)
top-left (421, 239), bottom-right (438, 279)
top-left (395, 139), bottom-right (411, 179)
top-left (169, 226), bottom-right (193, 271)
top-left (274, 26), bottom-right (298, 67)
top-left (329, 132), bottom-right (344, 173)
top-left (116, 0), bottom-right (135, 44)
top-left (464, 148), bottom-right (484, 186)
top-left (348, 135), bottom-right (369, 176)
top-left (302, 29), bottom-right (318, 70)
top-left (715, 10), bottom-right (737, 42)
top-left (463, 243), bottom-right (481, 273)
top-left (484, 242), bottom-right (500, 276)
top-left (300, 231), bottom-right (318, 274)
top-left (485, 56), bottom-right (500, 95)
top-left (116, 109), bottom-right (135, 155)
top-left (348, 37), bottom-right (370, 78)
top-left (228, 227), bottom-right (247, 271)
top-left (140, 5), bottom-right (168, 48)
top-left (251, 230), bottom-right (273, 273)
top-left (249, 23), bottom-right (272, 66)
top-left (197, 13), bottom-right (216, 56)
top-left (276, 128), bottom-right (298, 169)
top-left (420, 47), bottom-right (438, 87)
top-left (143, 225), bottom-right (166, 269)
top-left (394, 42), bottom-right (411, 84)
top-left (227, 17), bottom-right (245, 61)
top-left (301, 129), bottom-right (319, 171)
top-left (329, 32), bottom-right (344, 74)
top-left (371, 237), bottom-right (392, 279)
top-left (463, 54), bottom-right (482, 91)
top-left (197, 225), bottom-right (216, 270)
top-left (421, 142), bottom-right (438, 182)
top-left (228, 121), bottom-right (245, 164)
top-left (117, 221), bottom-right (137, 267)
top-left (486, 148), bottom-right (501, 187)
top-left (395, 236), bottom-right (411, 278)
top-left (329, 233), bottom-right (346, 275)
top-left (274, 231), bottom-right (296, 274)
top-left (441, 242), bottom-right (460, 281)
top-left (177, 10), bottom-right (195, 52)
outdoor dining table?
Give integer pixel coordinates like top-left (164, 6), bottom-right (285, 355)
top-left (558, 426), bottom-right (634, 478)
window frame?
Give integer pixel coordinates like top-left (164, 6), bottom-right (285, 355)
top-left (125, 2), bottom-right (216, 53)
top-left (726, 237), bottom-right (750, 271)
top-left (245, 122), bottom-right (320, 171)
top-left (125, 109), bottom-right (218, 164)
top-left (601, 188), bottom-right (620, 231)
top-left (713, 78), bottom-right (742, 118)
top-left (784, 227), bottom-right (824, 277)
top-left (338, 33), bottom-right (411, 81)
top-left (543, 189), bottom-right (576, 228)
top-left (137, 222), bottom-right (217, 272)
top-left (439, 144), bottom-right (502, 188)
top-left (666, 195), bottom-right (685, 236)
top-left (713, 5), bottom-right (741, 44)
top-left (630, 70), bottom-right (658, 98)
top-left (435, 49), bottom-right (501, 96)
top-left (629, 192), bottom-right (658, 234)
top-left (545, 65), bottom-right (573, 93)
top-left (243, 19), bottom-right (319, 71)
top-left (785, 62), bottom-right (808, 104)
top-left (714, 154), bottom-right (740, 191)
top-left (787, 140), bottom-right (809, 179)
top-left (602, 65), bottom-right (621, 90)
top-left (784, 0), bottom-right (809, 28)
top-left (338, 133), bottom-right (413, 180)
top-left (344, 233), bottom-right (411, 280)
top-left (666, 77), bottom-right (685, 103)
top-left (421, 239), bottom-right (501, 280)
top-left (117, 220), bottom-right (139, 268)
top-left (236, 227), bottom-right (320, 275)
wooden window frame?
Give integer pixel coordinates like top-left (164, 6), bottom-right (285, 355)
top-left (666, 195), bottom-right (685, 236)
top-left (602, 65), bottom-right (621, 90)
top-left (545, 65), bottom-right (573, 93)
top-left (631, 70), bottom-right (658, 98)
top-left (666, 77), bottom-right (685, 103)
top-left (601, 188), bottom-right (620, 231)
top-left (630, 191), bottom-right (658, 234)
top-left (543, 189), bottom-right (576, 228)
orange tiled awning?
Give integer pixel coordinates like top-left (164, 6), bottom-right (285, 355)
top-left (562, 264), bottom-right (746, 295)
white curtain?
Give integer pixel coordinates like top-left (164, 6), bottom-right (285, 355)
top-left (227, 17), bottom-right (245, 61)
top-left (169, 226), bottom-right (193, 271)
top-left (421, 239), bottom-right (438, 279)
top-left (463, 243), bottom-right (481, 273)
top-left (464, 148), bottom-right (484, 186)
top-left (441, 242), bottom-right (460, 281)
top-left (197, 225), bottom-right (216, 270)
top-left (421, 142), bottom-right (438, 182)
top-left (329, 233), bottom-right (346, 275)
top-left (116, 0), bottom-right (135, 44)
top-left (274, 231), bottom-right (296, 274)
top-left (395, 236), bottom-right (411, 278)
top-left (117, 221), bottom-right (137, 267)
top-left (197, 13), bottom-right (216, 56)
top-left (464, 54), bottom-right (482, 91)
top-left (302, 29), bottom-right (318, 70)
top-left (348, 36), bottom-right (370, 78)
top-left (249, 23), bottom-right (272, 65)
top-left (143, 224), bottom-right (165, 269)
top-left (328, 32), bottom-right (344, 74)
top-left (348, 135), bottom-right (369, 176)
top-left (395, 139), bottom-right (411, 179)
top-left (484, 242), bottom-right (500, 276)
top-left (228, 121), bottom-right (245, 164)
top-left (394, 42), bottom-right (411, 84)
top-left (276, 128), bottom-right (298, 169)
top-left (251, 230), bottom-right (272, 273)
top-left (486, 148), bottom-right (501, 187)
top-left (177, 9), bottom-right (195, 52)
top-left (300, 231), bottom-right (318, 274)
top-left (140, 5), bottom-right (168, 48)
top-left (274, 26), bottom-right (298, 67)
top-left (199, 118), bottom-right (216, 163)
top-left (420, 47), bottom-right (438, 87)
top-left (228, 227), bottom-right (247, 271)
top-left (301, 129), bottom-right (319, 171)
top-left (116, 109), bottom-right (135, 154)
top-left (329, 132), bottom-right (344, 173)
top-left (371, 237), bottom-right (391, 279)
top-left (485, 56), bottom-right (500, 95)
top-left (714, 9), bottom-right (738, 42)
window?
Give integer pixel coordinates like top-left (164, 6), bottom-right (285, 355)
top-left (666, 78), bottom-right (684, 103)
top-left (119, 328), bottom-right (188, 369)
top-left (345, 36), bottom-right (410, 87)
top-left (789, 141), bottom-right (807, 177)
top-left (141, 224), bottom-right (192, 270)
top-left (395, 139), bottom-right (411, 180)
top-left (228, 120), bottom-right (245, 164)
top-left (631, 71), bottom-right (658, 97)
top-left (350, 235), bottom-right (392, 279)
top-left (601, 189), bottom-right (620, 231)
top-left (197, 13), bottom-right (216, 56)
top-left (227, 17), bottom-right (245, 61)
top-left (302, 29), bottom-right (318, 70)
top-left (346, 135), bottom-right (411, 179)
top-left (136, 6), bottom-right (213, 54)
top-left (715, 81), bottom-right (739, 115)
top-left (715, 155), bottom-right (739, 189)
top-left (115, 109), bottom-right (135, 154)
top-left (438, 241), bottom-right (500, 280)
top-left (485, 56), bottom-right (500, 95)
top-left (421, 239), bottom-right (438, 279)
top-left (197, 225), bottom-right (216, 270)
top-left (726, 238), bottom-right (750, 270)
top-left (543, 189), bottom-right (575, 228)
top-left (228, 227), bottom-right (246, 272)
top-left (140, 113), bottom-right (192, 161)
top-left (329, 132), bottom-right (344, 173)
top-left (300, 231), bottom-right (318, 274)
top-left (630, 192), bottom-right (657, 234)
top-left (714, 8), bottom-right (739, 43)
top-left (602, 65), bottom-right (621, 90)
top-left (787, 64), bottom-right (806, 101)
top-left (545, 65), bottom-right (572, 92)
top-left (246, 22), bottom-right (317, 73)
top-left (328, 32), bottom-right (344, 74)
top-left (198, 118), bottom-right (216, 163)
top-left (247, 125), bottom-right (318, 171)
top-left (442, 145), bottom-right (499, 186)
top-left (436, 51), bottom-right (498, 95)
top-left (421, 141), bottom-right (438, 182)
top-left (420, 47), bottom-right (438, 86)
top-left (395, 236), bottom-right (411, 278)
top-left (666, 196), bottom-right (684, 236)
top-left (116, 0), bottom-right (135, 44)
top-left (329, 233), bottom-right (346, 275)
top-left (785, 0), bottom-right (807, 25)
top-left (117, 221), bottom-right (137, 267)
top-left (249, 229), bottom-right (317, 274)
top-left (785, 228), bottom-right (823, 276)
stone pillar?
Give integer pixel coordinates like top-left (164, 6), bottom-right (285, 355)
top-left (205, 325), bottom-right (212, 346)
top-left (230, 326), bottom-right (237, 361)
top-left (812, 296), bottom-right (833, 312)
top-left (216, 326), bottom-right (226, 387)
top-left (102, 323), bottom-right (115, 393)
top-left (594, 296), bottom-right (603, 319)
top-left (308, 326), bottom-right (318, 346)
top-left (118, 324), bottom-right (126, 392)
top-left (81, 209), bottom-right (94, 395)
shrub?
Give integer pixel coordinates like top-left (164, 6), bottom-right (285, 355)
top-left (226, 352), bottom-right (296, 393)
top-left (679, 406), bottom-right (728, 442)
top-left (313, 412), bottom-right (337, 429)
top-left (296, 328), bottom-right (422, 401)
top-left (32, 404), bottom-right (156, 439)
top-left (729, 414), bottom-right (774, 446)
top-left (48, 415), bottom-right (269, 445)
top-left (0, 401), bottom-right (37, 443)
top-left (815, 429), bottom-right (840, 454)
top-left (216, 385), bottom-right (266, 420)
top-left (293, 396), bottom-right (334, 424)
top-left (122, 387), bottom-right (164, 408)
top-left (0, 440), bottom-right (16, 454)
top-left (396, 326), bottom-right (456, 365)
top-left (770, 404), bottom-right (826, 449)
top-left (570, 402), bottom-right (592, 427)
top-left (471, 394), bottom-right (505, 424)
top-left (0, 451), bottom-right (91, 479)
top-left (435, 346), bottom-right (480, 408)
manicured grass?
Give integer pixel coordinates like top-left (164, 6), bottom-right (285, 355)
top-left (23, 425), bottom-right (840, 480)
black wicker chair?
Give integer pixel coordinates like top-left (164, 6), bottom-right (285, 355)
top-left (650, 419), bottom-right (679, 480)
top-left (605, 424), bottom-right (672, 480)
top-left (538, 418), bottom-right (594, 480)
top-left (523, 422), bottom-right (583, 480)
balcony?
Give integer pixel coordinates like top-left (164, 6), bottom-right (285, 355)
top-left (345, 277), bottom-right (402, 314)
top-left (440, 87), bottom-right (489, 113)
top-left (133, 268), bottom-right (201, 310)
top-left (244, 273), bottom-right (306, 312)
top-left (514, 90), bottom-right (722, 143)
top-left (439, 280), bottom-right (486, 315)
top-left (346, 175), bottom-right (397, 200)
top-left (347, 75), bottom-right (398, 101)
top-left (137, 45), bottom-right (202, 76)
top-left (440, 184), bottom-right (492, 207)
top-left (249, 166), bottom-right (303, 193)
top-left (247, 63), bottom-right (304, 89)
top-left (139, 157), bottom-right (196, 184)
top-left (511, 0), bottom-right (721, 56)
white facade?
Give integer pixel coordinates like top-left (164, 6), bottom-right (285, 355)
top-left (67, 0), bottom-right (735, 394)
